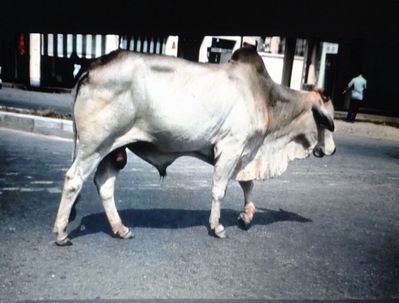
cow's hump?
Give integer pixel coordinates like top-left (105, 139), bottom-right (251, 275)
top-left (230, 46), bottom-right (268, 77)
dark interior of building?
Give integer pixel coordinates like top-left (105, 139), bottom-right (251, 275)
top-left (1, 0), bottom-right (399, 115)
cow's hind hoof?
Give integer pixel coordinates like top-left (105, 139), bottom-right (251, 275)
top-left (213, 225), bottom-right (227, 239)
top-left (119, 228), bottom-right (134, 239)
top-left (55, 237), bottom-right (73, 247)
top-left (238, 213), bottom-right (252, 230)
top-left (238, 217), bottom-right (251, 230)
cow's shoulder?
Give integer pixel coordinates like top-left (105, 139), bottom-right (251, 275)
top-left (230, 46), bottom-right (268, 77)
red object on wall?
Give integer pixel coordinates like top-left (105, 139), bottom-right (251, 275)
top-left (18, 33), bottom-right (25, 56)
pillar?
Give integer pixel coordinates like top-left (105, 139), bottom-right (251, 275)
top-left (281, 37), bottom-right (296, 87)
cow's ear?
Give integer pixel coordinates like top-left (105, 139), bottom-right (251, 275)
top-left (312, 104), bottom-right (335, 132)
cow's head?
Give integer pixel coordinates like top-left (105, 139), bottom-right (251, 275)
top-left (234, 88), bottom-right (337, 182)
top-left (310, 91), bottom-right (336, 158)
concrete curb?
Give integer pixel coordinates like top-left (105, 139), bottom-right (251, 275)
top-left (0, 111), bottom-right (73, 139)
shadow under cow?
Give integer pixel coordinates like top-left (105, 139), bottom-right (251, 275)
top-left (68, 207), bottom-right (312, 240)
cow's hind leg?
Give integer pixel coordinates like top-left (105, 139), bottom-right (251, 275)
top-left (238, 180), bottom-right (256, 230)
top-left (94, 150), bottom-right (133, 240)
top-left (53, 153), bottom-right (101, 246)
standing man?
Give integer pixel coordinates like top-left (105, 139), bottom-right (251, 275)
top-left (343, 73), bottom-right (367, 122)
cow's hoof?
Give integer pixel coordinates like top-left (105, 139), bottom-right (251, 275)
top-left (213, 225), bottom-right (227, 239)
top-left (119, 228), bottom-right (134, 239)
top-left (55, 237), bottom-right (73, 247)
top-left (238, 212), bottom-right (252, 230)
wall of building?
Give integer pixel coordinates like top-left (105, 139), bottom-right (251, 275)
top-left (1, 32), bottom-right (399, 117)
top-left (259, 52), bottom-right (304, 90)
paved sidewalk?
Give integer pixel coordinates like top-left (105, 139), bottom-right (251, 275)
top-left (0, 84), bottom-right (73, 138)
top-left (0, 84), bottom-right (72, 114)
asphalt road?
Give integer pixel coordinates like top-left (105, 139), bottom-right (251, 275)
top-left (0, 127), bottom-right (399, 302)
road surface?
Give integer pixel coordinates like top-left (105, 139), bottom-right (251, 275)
top-left (0, 127), bottom-right (398, 301)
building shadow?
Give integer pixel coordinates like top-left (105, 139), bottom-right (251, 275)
top-left (68, 207), bottom-right (312, 240)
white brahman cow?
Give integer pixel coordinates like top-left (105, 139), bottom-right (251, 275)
top-left (53, 46), bottom-right (335, 246)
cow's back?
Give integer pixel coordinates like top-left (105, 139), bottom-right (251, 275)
top-left (74, 51), bottom-right (264, 152)
top-left (77, 51), bottom-right (264, 149)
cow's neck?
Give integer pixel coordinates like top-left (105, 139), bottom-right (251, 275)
top-left (266, 81), bottom-right (310, 133)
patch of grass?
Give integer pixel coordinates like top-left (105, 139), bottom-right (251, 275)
top-left (0, 106), bottom-right (72, 120)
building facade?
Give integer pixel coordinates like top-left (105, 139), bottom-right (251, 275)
top-left (0, 33), bottom-right (398, 116)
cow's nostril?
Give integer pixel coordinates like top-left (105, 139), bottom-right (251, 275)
top-left (313, 147), bottom-right (325, 158)
top-left (330, 147), bottom-right (337, 156)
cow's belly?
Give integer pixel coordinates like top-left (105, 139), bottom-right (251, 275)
top-left (147, 126), bottom-right (214, 152)
top-left (128, 141), bottom-right (214, 176)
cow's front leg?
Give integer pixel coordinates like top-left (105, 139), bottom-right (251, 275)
top-left (210, 183), bottom-right (228, 238)
top-left (238, 180), bottom-right (256, 230)
top-left (209, 149), bottom-right (240, 239)
top-left (94, 151), bottom-right (134, 240)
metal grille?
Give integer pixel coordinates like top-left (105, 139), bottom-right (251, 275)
top-left (41, 34), bottom-right (168, 58)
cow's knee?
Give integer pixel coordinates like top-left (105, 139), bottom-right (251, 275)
top-left (212, 184), bottom-right (226, 202)
top-left (64, 169), bottom-right (83, 195)
top-left (209, 185), bottom-right (228, 238)
top-left (64, 179), bottom-right (82, 195)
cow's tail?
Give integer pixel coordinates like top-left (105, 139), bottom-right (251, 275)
top-left (70, 83), bottom-right (79, 162)
top-left (70, 70), bottom-right (89, 163)
top-left (71, 120), bottom-right (78, 162)
top-left (68, 71), bottom-right (89, 224)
